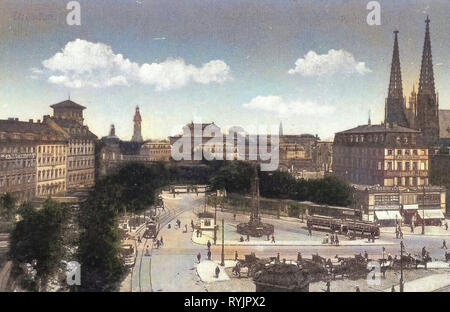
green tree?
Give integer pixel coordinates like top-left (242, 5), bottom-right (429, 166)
top-left (0, 193), bottom-right (17, 220)
top-left (9, 200), bottom-right (67, 290)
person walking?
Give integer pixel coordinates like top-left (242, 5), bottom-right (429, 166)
top-left (271, 235), bottom-right (275, 243)
top-left (235, 251), bottom-right (238, 261)
top-left (335, 235), bottom-right (339, 246)
top-left (442, 240), bottom-right (448, 250)
top-left (308, 225), bottom-right (312, 236)
top-left (160, 236), bottom-right (164, 246)
top-left (207, 250), bottom-right (212, 260)
top-left (364, 250), bottom-right (368, 261)
top-left (197, 252), bottom-right (201, 263)
top-left (215, 266), bottom-right (220, 278)
top-left (207, 240), bottom-right (211, 250)
top-left (325, 281), bottom-right (330, 292)
top-left (391, 285), bottom-right (395, 292)
top-left (276, 253), bottom-right (280, 263)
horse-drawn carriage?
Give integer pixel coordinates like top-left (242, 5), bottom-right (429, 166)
top-left (234, 253), bottom-right (271, 278)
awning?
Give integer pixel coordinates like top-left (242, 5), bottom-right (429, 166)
top-left (417, 209), bottom-right (445, 220)
top-left (403, 204), bottom-right (419, 210)
top-left (375, 210), bottom-right (402, 221)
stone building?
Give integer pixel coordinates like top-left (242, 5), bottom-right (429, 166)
top-left (45, 100), bottom-right (97, 191)
top-left (354, 184), bottom-right (445, 225)
top-left (0, 118), bottom-right (67, 202)
top-left (140, 140), bottom-right (171, 161)
top-left (333, 124), bottom-right (428, 187)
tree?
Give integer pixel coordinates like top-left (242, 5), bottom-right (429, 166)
top-left (9, 200), bottom-right (67, 290)
top-left (209, 161), bottom-right (253, 194)
top-left (0, 193), bottom-right (17, 220)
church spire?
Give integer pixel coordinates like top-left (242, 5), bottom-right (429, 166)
top-left (416, 16), bottom-right (440, 146)
top-left (388, 30), bottom-right (403, 99)
top-left (418, 16), bottom-right (436, 95)
top-left (131, 106), bottom-right (143, 142)
top-left (385, 30), bottom-right (409, 127)
top-left (279, 121), bottom-right (283, 136)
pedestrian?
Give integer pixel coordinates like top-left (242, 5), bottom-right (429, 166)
top-left (267, 234), bottom-right (270, 241)
top-left (391, 285), bottom-right (395, 292)
top-left (145, 245), bottom-right (150, 256)
top-left (246, 234), bottom-right (250, 242)
top-left (411, 223), bottom-right (414, 233)
top-left (240, 236), bottom-right (244, 242)
top-left (399, 230), bottom-right (403, 239)
top-left (422, 246), bottom-right (427, 258)
top-left (215, 266), bottom-right (220, 278)
top-left (335, 235), bottom-right (339, 246)
top-left (276, 253), bottom-right (280, 263)
top-left (371, 232), bottom-right (375, 243)
top-left (396, 228), bottom-right (399, 239)
top-left (138, 235), bottom-right (141, 244)
top-left (442, 240), bottom-right (448, 250)
top-left (160, 236), bottom-right (164, 246)
top-left (233, 214), bottom-right (236, 220)
top-left (308, 226), bottom-right (312, 236)
top-left (207, 250), bottom-right (212, 260)
top-left (330, 234), bottom-right (335, 245)
top-left (325, 281), bottom-right (330, 292)
top-left (156, 240), bottom-right (160, 249)
top-left (364, 250), bottom-right (368, 260)
top-left (235, 251), bottom-right (238, 261)
top-left (271, 235), bottom-right (275, 243)
top-left (355, 286), bottom-right (360, 292)
top-left (196, 229), bottom-right (199, 238)
top-left (445, 221), bottom-right (448, 231)
top-left (297, 252), bottom-right (302, 263)
top-left (197, 252), bottom-right (201, 263)
top-left (168, 224), bottom-right (171, 229)
top-left (185, 224), bottom-right (188, 233)
top-left (207, 240), bottom-right (211, 250)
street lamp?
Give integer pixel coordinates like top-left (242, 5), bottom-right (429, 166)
top-left (220, 218), bottom-right (225, 266)
top-left (400, 240), bottom-right (404, 292)
top-left (214, 201), bottom-right (217, 245)
top-left (422, 185), bottom-right (425, 235)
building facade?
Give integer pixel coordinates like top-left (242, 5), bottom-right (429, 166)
top-left (45, 100), bottom-right (97, 191)
top-left (0, 118), bottom-right (68, 202)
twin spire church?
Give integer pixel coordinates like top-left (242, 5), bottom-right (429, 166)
top-left (385, 17), bottom-right (440, 147)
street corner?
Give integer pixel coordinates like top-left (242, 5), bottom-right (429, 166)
top-left (191, 230), bottom-right (215, 245)
top-left (196, 260), bottom-right (230, 283)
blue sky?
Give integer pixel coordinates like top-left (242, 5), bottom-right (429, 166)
top-left (1, 0), bottom-right (450, 141)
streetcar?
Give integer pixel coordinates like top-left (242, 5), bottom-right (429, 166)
top-left (307, 215), bottom-right (380, 237)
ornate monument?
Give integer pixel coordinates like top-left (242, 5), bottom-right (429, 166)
top-left (236, 164), bottom-right (274, 237)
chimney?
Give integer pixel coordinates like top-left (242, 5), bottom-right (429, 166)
top-left (37, 119), bottom-right (41, 123)
top-left (14, 118), bottom-right (19, 121)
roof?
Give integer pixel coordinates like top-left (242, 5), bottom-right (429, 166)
top-left (51, 118), bottom-right (97, 139)
top-left (50, 100), bottom-right (86, 110)
top-left (337, 124), bottom-right (420, 135)
top-left (0, 119), bottom-right (67, 142)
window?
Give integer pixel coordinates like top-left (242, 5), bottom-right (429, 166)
top-left (387, 149), bottom-right (393, 156)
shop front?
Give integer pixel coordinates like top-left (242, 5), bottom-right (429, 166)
top-left (374, 209), bottom-right (403, 227)
top-left (402, 204), bottom-right (419, 224)
top-left (416, 208), bottom-right (445, 226)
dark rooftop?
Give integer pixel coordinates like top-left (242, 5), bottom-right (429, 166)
top-left (50, 100), bottom-right (86, 110)
top-left (337, 124), bottom-right (420, 135)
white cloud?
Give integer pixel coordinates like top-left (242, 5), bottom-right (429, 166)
top-left (39, 38), bottom-right (231, 90)
top-left (288, 49), bottom-right (371, 77)
top-left (243, 95), bottom-right (335, 116)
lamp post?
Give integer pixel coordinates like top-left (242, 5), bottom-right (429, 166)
top-left (214, 200), bottom-right (217, 245)
top-left (220, 218), bottom-right (225, 266)
top-left (422, 185), bottom-right (425, 235)
top-left (400, 240), bottom-right (404, 292)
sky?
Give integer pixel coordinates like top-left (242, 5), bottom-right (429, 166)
top-left (1, 0), bottom-right (450, 141)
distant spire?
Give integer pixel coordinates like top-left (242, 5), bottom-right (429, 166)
top-left (68, 91), bottom-right (71, 101)
top-left (368, 109), bottom-right (371, 125)
top-left (279, 121), bottom-right (283, 136)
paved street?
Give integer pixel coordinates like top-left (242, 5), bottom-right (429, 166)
top-left (132, 192), bottom-right (450, 292)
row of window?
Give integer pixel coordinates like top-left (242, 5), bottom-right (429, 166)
top-left (68, 159), bottom-right (94, 169)
top-left (38, 145), bottom-right (66, 155)
top-left (38, 156), bottom-right (66, 165)
top-left (38, 168), bottom-right (66, 181)
top-left (37, 181), bottom-right (65, 196)
top-left (0, 159), bottom-right (36, 170)
top-left (68, 173), bottom-right (94, 183)
top-left (69, 146), bottom-right (94, 155)
top-left (0, 174), bottom-right (36, 187)
top-left (0, 146), bottom-right (35, 153)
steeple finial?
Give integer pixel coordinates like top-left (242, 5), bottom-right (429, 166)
top-left (368, 109), bottom-right (371, 125)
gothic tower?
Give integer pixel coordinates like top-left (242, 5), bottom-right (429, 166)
top-left (416, 17), bottom-right (439, 146)
top-left (279, 121), bottom-right (284, 136)
top-left (131, 106), bottom-right (143, 142)
top-left (406, 84), bottom-right (417, 129)
top-left (385, 30), bottom-right (409, 127)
